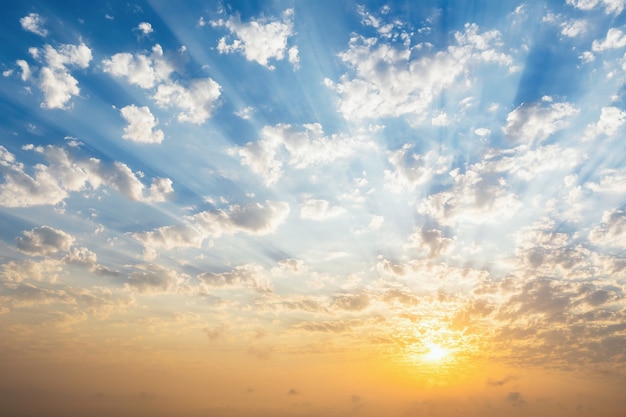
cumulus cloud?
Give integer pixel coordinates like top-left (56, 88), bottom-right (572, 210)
top-left (325, 23), bottom-right (514, 122)
top-left (592, 28), bottom-right (626, 51)
top-left (103, 45), bottom-right (222, 123)
top-left (589, 208), bottom-right (626, 248)
top-left (137, 22), bottom-right (153, 35)
top-left (16, 226), bottom-right (74, 256)
top-left (0, 145), bottom-right (169, 207)
top-left (120, 104), bottom-right (164, 143)
top-left (149, 177), bottom-right (174, 202)
top-left (23, 42), bottom-right (93, 109)
top-left (300, 198), bottom-right (345, 221)
top-left (20, 13), bottom-right (48, 37)
top-left (102, 45), bottom-right (172, 89)
top-left (404, 228), bottom-right (455, 259)
top-left (198, 263), bottom-right (272, 293)
top-left (584, 106), bottom-right (626, 140)
top-left (417, 169), bottom-right (521, 226)
top-left (230, 123), bottom-right (374, 186)
top-left (133, 201), bottom-right (290, 257)
top-left (476, 144), bottom-right (582, 181)
top-left (126, 264), bottom-right (187, 294)
top-left (567, 0), bottom-right (626, 15)
top-left (152, 78), bottom-right (221, 124)
top-left (211, 9), bottom-right (297, 69)
top-left (384, 144), bottom-right (450, 193)
top-left (502, 99), bottom-right (578, 144)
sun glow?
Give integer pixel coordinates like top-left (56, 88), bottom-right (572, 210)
top-left (423, 343), bottom-right (450, 362)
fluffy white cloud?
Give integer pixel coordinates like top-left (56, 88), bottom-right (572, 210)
top-left (561, 19), bottom-right (588, 37)
top-left (152, 78), bottom-right (221, 124)
top-left (567, 0), bottom-right (626, 15)
top-left (230, 123), bottom-right (374, 186)
top-left (20, 13), bottom-right (48, 37)
top-left (198, 263), bottom-right (272, 292)
top-left (502, 99), bottom-right (578, 144)
top-left (16, 59), bottom-right (31, 81)
top-left (126, 264), bottom-right (187, 294)
top-left (417, 169), bottom-right (521, 226)
top-left (589, 209), bottom-right (626, 248)
top-left (384, 144), bottom-right (450, 193)
top-left (584, 106), bottom-right (626, 140)
top-left (25, 42), bottom-right (93, 109)
top-left (404, 228), bottom-right (455, 259)
top-left (211, 9), bottom-right (297, 69)
top-left (137, 22), bottom-right (153, 35)
top-left (300, 199), bottom-right (345, 221)
top-left (592, 28), bottom-right (626, 51)
top-left (325, 23), bottom-right (513, 122)
top-left (102, 44), bottom-right (172, 89)
top-left (476, 144), bottom-right (582, 181)
top-left (149, 177), bottom-right (174, 202)
top-left (120, 104), bottom-right (164, 143)
top-left (16, 226), bottom-right (74, 256)
top-left (0, 145), bottom-right (169, 207)
top-left (133, 201), bottom-right (290, 257)
top-left (585, 169), bottom-right (626, 193)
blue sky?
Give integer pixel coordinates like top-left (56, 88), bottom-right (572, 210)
top-left (1, 1), bottom-right (626, 416)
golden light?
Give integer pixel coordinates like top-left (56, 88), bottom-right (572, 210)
top-left (423, 343), bottom-right (450, 362)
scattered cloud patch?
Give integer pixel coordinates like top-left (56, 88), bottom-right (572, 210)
top-left (120, 104), bottom-right (164, 143)
top-left (20, 13), bottom-right (48, 37)
top-left (211, 9), bottom-right (297, 70)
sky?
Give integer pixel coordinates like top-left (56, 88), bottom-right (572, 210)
top-left (1, 0), bottom-right (626, 416)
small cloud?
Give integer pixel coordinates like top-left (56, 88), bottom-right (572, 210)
top-left (287, 388), bottom-right (300, 396)
top-left (137, 22), bottom-right (153, 35)
top-left (120, 104), bottom-right (164, 144)
top-left (20, 13), bottom-right (48, 37)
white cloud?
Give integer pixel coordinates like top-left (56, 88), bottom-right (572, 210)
top-left (431, 112), bottom-right (449, 126)
top-left (502, 100), bottom-right (578, 144)
top-left (417, 169), bottom-right (521, 226)
top-left (120, 104), bottom-right (164, 144)
top-left (126, 264), bottom-right (187, 294)
top-left (20, 13), bottom-right (48, 37)
top-left (16, 226), bottom-right (74, 256)
top-left (198, 263), bottom-right (272, 293)
top-left (561, 19), bottom-right (588, 37)
top-left (300, 199), bottom-right (345, 221)
top-left (235, 106), bottom-right (255, 119)
top-left (476, 144), bottom-right (582, 181)
top-left (25, 42), bottom-right (93, 109)
top-left (230, 123), bottom-right (374, 186)
top-left (288, 46), bottom-right (300, 69)
top-left (137, 22), bottom-right (153, 35)
top-left (0, 145), bottom-right (169, 207)
top-left (102, 44), bottom-right (172, 89)
top-left (404, 228), bottom-right (455, 259)
top-left (584, 106), bottom-right (626, 140)
top-left (384, 144), bottom-right (450, 193)
top-left (475, 127), bottom-right (491, 137)
top-left (211, 9), bottom-right (297, 69)
top-left (585, 169), bottom-right (626, 193)
top-left (152, 78), bottom-right (221, 124)
top-left (589, 209), bottom-right (626, 248)
top-left (16, 60), bottom-right (31, 81)
top-left (325, 23), bottom-right (514, 122)
top-left (104, 45), bottom-right (222, 123)
top-left (567, 0), bottom-right (626, 15)
top-left (592, 28), bottom-right (626, 51)
top-left (133, 201), bottom-right (290, 257)
top-left (149, 177), bottom-right (174, 202)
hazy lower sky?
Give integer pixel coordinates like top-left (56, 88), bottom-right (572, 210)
top-left (1, 0), bottom-right (626, 416)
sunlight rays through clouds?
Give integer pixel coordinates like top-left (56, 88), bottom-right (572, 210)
top-left (0, 1), bottom-right (626, 417)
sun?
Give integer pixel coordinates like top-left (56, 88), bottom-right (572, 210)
top-left (423, 343), bottom-right (449, 362)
